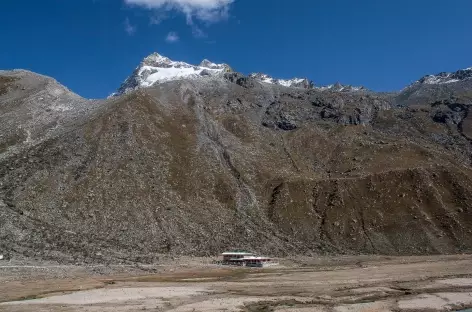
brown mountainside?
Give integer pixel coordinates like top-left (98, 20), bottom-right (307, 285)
top-left (0, 70), bottom-right (472, 263)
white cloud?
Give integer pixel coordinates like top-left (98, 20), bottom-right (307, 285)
top-left (149, 13), bottom-right (167, 25)
top-left (192, 26), bottom-right (207, 38)
top-left (124, 17), bottom-right (137, 35)
top-left (165, 31), bottom-right (180, 42)
top-left (124, 0), bottom-right (234, 24)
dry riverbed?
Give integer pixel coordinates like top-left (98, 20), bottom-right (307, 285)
top-left (0, 255), bottom-right (471, 312)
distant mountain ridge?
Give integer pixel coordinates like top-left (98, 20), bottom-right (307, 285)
top-left (395, 66), bottom-right (472, 106)
top-left (112, 52), bottom-right (368, 96)
top-left (417, 67), bottom-right (472, 85)
top-left (248, 73), bottom-right (314, 89)
top-left (113, 52), bottom-right (471, 97)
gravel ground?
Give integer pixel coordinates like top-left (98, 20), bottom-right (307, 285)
top-left (0, 255), bottom-right (472, 311)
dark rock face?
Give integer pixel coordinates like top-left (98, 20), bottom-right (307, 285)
top-left (224, 72), bottom-right (257, 88)
top-left (433, 110), bottom-right (460, 124)
top-left (453, 68), bottom-right (472, 81)
top-left (1, 70), bottom-right (472, 264)
top-left (291, 79), bottom-right (314, 89)
top-left (199, 69), bottom-right (212, 76)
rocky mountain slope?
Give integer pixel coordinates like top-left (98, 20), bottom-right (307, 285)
top-left (1, 57), bottom-right (472, 264)
top-left (395, 67), bottom-right (472, 106)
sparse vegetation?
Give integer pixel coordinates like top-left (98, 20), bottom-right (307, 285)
top-left (0, 76), bottom-right (18, 96)
top-left (1, 70), bottom-right (472, 263)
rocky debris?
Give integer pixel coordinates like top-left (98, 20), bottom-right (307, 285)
top-left (223, 72), bottom-right (258, 88)
top-left (259, 90), bottom-right (390, 129)
top-left (432, 108), bottom-right (464, 125)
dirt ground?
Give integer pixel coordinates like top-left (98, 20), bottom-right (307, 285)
top-left (0, 255), bottom-right (471, 312)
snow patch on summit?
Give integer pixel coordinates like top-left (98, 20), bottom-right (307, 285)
top-left (249, 73), bottom-right (314, 89)
top-left (112, 53), bottom-right (232, 96)
top-left (248, 73), bottom-right (365, 92)
top-left (112, 52), bottom-right (367, 96)
top-left (416, 67), bottom-right (472, 85)
top-left (316, 83), bottom-right (365, 92)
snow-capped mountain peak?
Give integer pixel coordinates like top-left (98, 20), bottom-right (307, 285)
top-left (248, 73), bottom-right (314, 89)
top-left (416, 67), bottom-right (472, 85)
top-left (316, 82), bottom-right (365, 92)
top-left (199, 59), bottom-right (230, 70)
top-left (248, 73), bottom-right (365, 92)
top-left (112, 52), bottom-right (232, 96)
top-left (112, 52), bottom-right (366, 96)
top-left (142, 52), bottom-right (172, 66)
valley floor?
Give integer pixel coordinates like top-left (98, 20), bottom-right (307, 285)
top-left (0, 255), bottom-right (471, 312)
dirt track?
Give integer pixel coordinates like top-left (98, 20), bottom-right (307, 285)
top-left (0, 255), bottom-right (471, 312)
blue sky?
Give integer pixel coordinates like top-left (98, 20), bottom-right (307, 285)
top-left (1, 0), bottom-right (471, 98)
